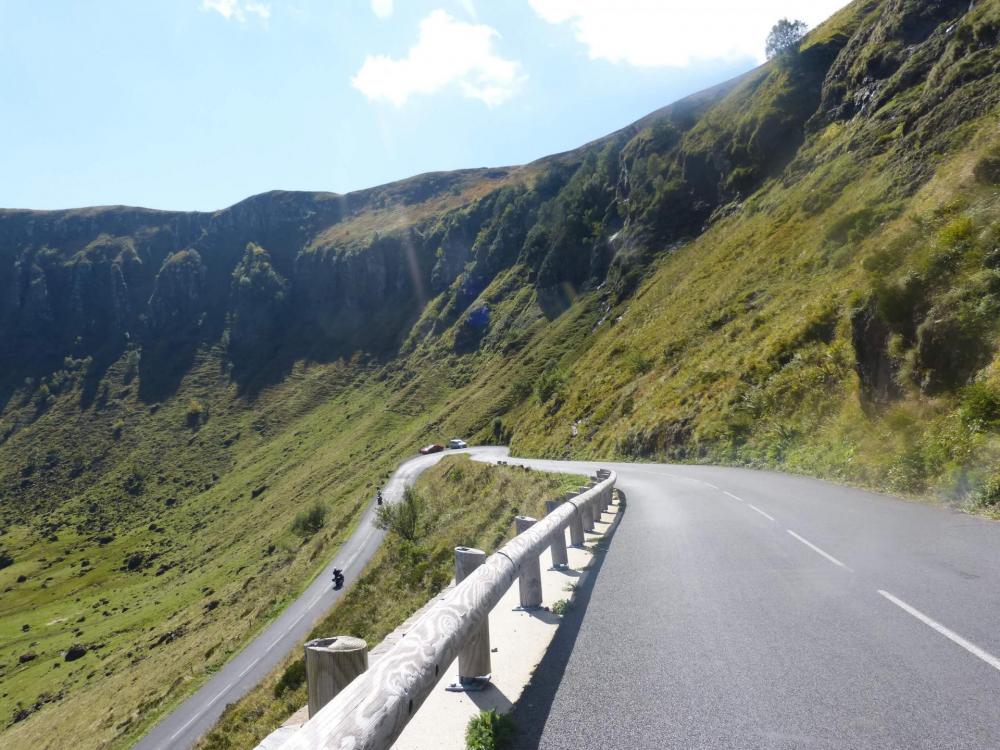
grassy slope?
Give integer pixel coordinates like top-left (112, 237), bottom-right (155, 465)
top-left (509, 103), bottom-right (1000, 508)
top-left (1, 354), bottom-right (384, 747)
top-left (195, 455), bottom-right (584, 749)
top-left (0, 343), bottom-right (498, 747)
top-left (0, 301), bottom-right (588, 748)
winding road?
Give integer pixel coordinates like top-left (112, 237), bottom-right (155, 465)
top-left (509, 458), bottom-right (1000, 749)
top-left (133, 450), bottom-right (461, 750)
top-left (136, 449), bottom-right (1000, 749)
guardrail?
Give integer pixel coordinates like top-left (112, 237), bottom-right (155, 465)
top-left (278, 468), bottom-right (617, 750)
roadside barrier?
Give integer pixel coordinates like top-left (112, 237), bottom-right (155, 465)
top-left (279, 469), bottom-right (617, 750)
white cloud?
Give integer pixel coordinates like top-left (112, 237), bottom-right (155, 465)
top-left (528, 0), bottom-right (849, 67)
top-left (352, 10), bottom-right (525, 107)
top-left (201, 0), bottom-right (271, 24)
top-left (371, 0), bottom-right (394, 19)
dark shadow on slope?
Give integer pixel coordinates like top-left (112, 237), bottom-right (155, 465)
top-left (78, 340), bottom-right (128, 410)
top-left (136, 335), bottom-right (203, 404)
top-left (229, 294), bottom-right (427, 402)
top-left (509, 494), bottom-right (626, 750)
top-left (535, 285), bottom-right (575, 322)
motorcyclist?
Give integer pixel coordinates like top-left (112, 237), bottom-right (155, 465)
top-left (376, 489), bottom-right (384, 505)
top-left (332, 568), bottom-right (344, 588)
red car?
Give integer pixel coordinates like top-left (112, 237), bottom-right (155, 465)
top-left (419, 444), bottom-right (444, 455)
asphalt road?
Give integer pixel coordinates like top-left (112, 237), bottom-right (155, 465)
top-left (500, 458), bottom-right (1000, 750)
top-left (137, 449), bottom-right (1000, 749)
top-left (133, 450), bottom-right (459, 750)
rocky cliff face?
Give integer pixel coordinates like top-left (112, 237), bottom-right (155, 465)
top-left (228, 244), bottom-right (290, 357)
top-left (1, 0), bottom-right (994, 404)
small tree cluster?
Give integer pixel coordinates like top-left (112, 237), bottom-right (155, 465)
top-left (534, 362), bottom-right (565, 404)
top-left (291, 503), bottom-right (328, 537)
top-left (186, 398), bottom-right (207, 429)
top-left (766, 18), bottom-right (808, 60)
top-left (374, 486), bottom-right (425, 541)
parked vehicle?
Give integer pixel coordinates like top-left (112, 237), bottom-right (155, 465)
top-left (448, 438), bottom-right (468, 449)
top-left (419, 444), bottom-right (444, 455)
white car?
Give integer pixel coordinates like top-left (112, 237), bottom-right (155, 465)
top-left (448, 438), bottom-right (468, 449)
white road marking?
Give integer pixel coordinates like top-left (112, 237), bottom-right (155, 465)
top-left (238, 662), bottom-right (256, 678)
top-left (702, 481), bottom-right (719, 490)
top-left (169, 714), bottom-right (200, 742)
top-left (878, 590), bottom-right (1000, 673)
top-left (747, 503), bottom-right (775, 522)
top-left (338, 544), bottom-right (365, 574)
top-left (723, 491), bottom-right (744, 503)
top-left (284, 611), bottom-right (307, 635)
top-left (268, 634), bottom-right (283, 650)
top-left (786, 530), bottom-right (851, 570)
top-left (166, 686), bottom-right (232, 742)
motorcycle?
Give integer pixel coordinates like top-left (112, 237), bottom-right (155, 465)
top-left (332, 568), bottom-right (345, 590)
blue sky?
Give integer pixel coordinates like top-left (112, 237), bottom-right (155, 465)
top-left (0, 0), bottom-right (847, 212)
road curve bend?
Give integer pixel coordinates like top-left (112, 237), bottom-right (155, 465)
top-left (133, 448), bottom-right (496, 750)
top-left (490, 457), bottom-right (1000, 750)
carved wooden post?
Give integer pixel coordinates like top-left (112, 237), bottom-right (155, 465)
top-left (305, 636), bottom-right (369, 718)
top-left (544, 500), bottom-right (569, 569)
top-left (514, 516), bottom-right (543, 608)
top-left (454, 547), bottom-right (490, 685)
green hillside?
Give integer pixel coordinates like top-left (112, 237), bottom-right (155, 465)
top-left (2, 0), bottom-right (1000, 747)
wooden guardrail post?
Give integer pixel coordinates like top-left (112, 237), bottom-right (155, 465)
top-left (452, 546), bottom-right (491, 687)
top-left (595, 471), bottom-right (611, 513)
top-left (591, 479), bottom-right (608, 519)
top-left (578, 487), bottom-right (595, 531)
top-left (544, 500), bottom-right (569, 569)
top-left (566, 492), bottom-right (586, 547)
top-left (305, 636), bottom-right (369, 718)
top-left (514, 516), bottom-right (543, 609)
